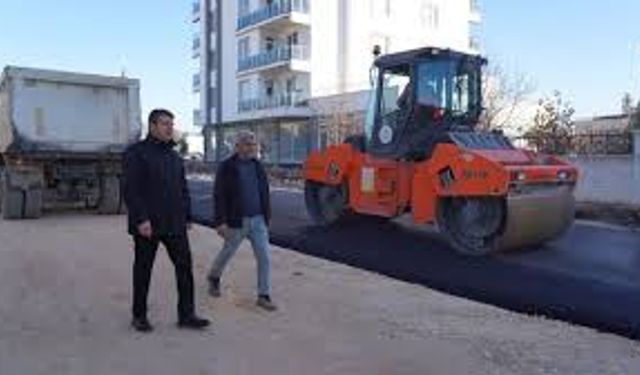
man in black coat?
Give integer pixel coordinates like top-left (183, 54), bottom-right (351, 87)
top-left (123, 108), bottom-right (210, 332)
top-left (207, 130), bottom-right (277, 311)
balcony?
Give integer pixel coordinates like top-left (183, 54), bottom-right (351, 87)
top-left (237, 93), bottom-right (311, 118)
top-left (469, 36), bottom-right (480, 52)
top-left (469, 0), bottom-right (481, 23)
top-left (192, 36), bottom-right (201, 58)
top-left (192, 2), bottom-right (200, 23)
top-left (193, 109), bottom-right (201, 127)
top-left (238, 45), bottom-right (309, 74)
top-left (192, 73), bottom-right (201, 93)
top-left (237, 0), bottom-right (309, 32)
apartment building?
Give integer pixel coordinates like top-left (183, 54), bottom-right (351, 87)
top-left (192, 0), bottom-right (481, 162)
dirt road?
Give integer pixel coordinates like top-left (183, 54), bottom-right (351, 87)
top-left (0, 214), bottom-right (638, 374)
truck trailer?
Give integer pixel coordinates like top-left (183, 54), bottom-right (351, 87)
top-left (0, 66), bottom-right (142, 219)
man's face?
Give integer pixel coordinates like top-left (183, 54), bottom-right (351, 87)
top-left (150, 115), bottom-right (174, 143)
top-left (235, 137), bottom-right (259, 160)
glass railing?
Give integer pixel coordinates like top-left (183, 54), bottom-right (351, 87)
top-left (237, 45), bottom-right (309, 72)
top-left (192, 74), bottom-right (200, 92)
top-left (237, 0), bottom-right (309, 31)
top-left (238, 93), bottom-right (309, 112)
top-left (192, 37), bottom-right (201, 58)
top-left (193, 109), bottom-right (201, 126)
top-left (192, 2), bottom-right (200, 22)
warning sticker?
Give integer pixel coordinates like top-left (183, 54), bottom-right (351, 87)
top-left (361, 167), bottom-right (375, 193)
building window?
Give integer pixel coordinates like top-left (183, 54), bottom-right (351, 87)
top-left (238, 80), bottom-right (250, 100)
top-left (209, 87), bottom-right (218, 105)
top-left (264, 79), bottom-right (274, 97)
top-left (193, 109), bottom-right (201, 127)
top-left (470, 0), bottom-right (479, 12)
top-left (286, 77), bottom-right (297, 94)
top-left (238, 0), bottom-right (250, 16)
top-left (210, 51), bottom-right (218, 69)
top-left (237, 37), bottom-right (250, 60)
top-left (279, 122), bottom-right (309, 164)
top-left (192, 35), bottom-right (201, 58)
top-left (287, 32), bottom-right (299, 47)
top-left (265, 37), bottom-right (275, 51)
top-left (192, 73), bottom-right (201, 93)
top-left (210, 10), bottom-right (217, 30)
top-left (255, 122), bottom-right (278, 163)
top-left (420, 1), bottom-right (440, 29)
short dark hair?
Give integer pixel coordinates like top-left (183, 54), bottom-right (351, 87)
top-left (148, 108), bottom-right (174, 125)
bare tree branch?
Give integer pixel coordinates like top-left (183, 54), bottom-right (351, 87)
top-left (480, 62), bottom-right (535, 131)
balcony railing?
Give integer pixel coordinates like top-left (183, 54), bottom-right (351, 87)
top-left (193, 109), bottom-right (201, 127)
top-left (469, 37), bottom-right (480, 51)
top-left (192, 73), bottom-right (200, 93)
top-left (192, 2), bottom-right (200, 23)
top-left (237, 0), bottom-right (309, 31)
top-left (192, 37), bottom-right (201, 58)
top-left (238, 93), bottom-right (308, 112)
top-left (238, 45), bottom-right (309, 72)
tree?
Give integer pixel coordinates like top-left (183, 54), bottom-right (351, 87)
top-left (523, 91), bottom-right (575, 154)
top-left (313, 94), bottom-right (364, 148)
top-left (631, 100), bottom-right (640, 130)
top-left (479, 62), bottom-right (535, 131)
top-left (176, 135), bottom-right (189, 156)
top-left (621, 92), bottom-right (634, 115)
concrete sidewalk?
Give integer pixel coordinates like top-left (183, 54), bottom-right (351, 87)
top-left (0, 214), bottom-right (639, 374)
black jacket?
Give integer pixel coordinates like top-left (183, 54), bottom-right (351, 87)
top-left (123, 136), bottom-right (192, 236)
top-left (213, 154), bottom-right (270, 229)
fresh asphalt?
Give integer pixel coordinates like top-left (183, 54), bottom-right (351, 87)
top-left (189, 178), bottom-right (640, 340)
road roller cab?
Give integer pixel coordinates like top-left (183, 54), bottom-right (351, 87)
top-left (303, 46), bottom-right (578, 256)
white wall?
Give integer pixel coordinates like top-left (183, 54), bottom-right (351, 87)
top-left (221, 0), bottom-right (239, 123)
top-left (203, 0), bottom-right (476, 123)
top-left (310, 0), bottom-right (340, 97)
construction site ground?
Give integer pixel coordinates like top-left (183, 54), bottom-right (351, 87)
top-left (0, 214), bottom-right (639, 374)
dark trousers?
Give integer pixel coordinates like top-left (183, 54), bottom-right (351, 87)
top-left (132, 234), bottom-right (195, 320)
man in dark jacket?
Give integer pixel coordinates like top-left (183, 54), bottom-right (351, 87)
top-left (208, 130), bottom-right (276, 311)
top-left (123, 108), bottom-right (210, 332)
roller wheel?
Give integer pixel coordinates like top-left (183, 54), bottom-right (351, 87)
top-left (437, 197), bottom-right (506, 256)
top-left (304, 180), bottom-right (349, 225)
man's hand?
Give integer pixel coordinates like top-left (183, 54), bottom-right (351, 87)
top-left (215, 224), bottom-right (230, 239)
top-left (137, 220), bottom-right (153, 238)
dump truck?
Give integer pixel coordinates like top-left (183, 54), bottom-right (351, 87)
top-left (0, 66), bottom-right (142, 219)
top-left (303, 46), bottom-right (578, 256)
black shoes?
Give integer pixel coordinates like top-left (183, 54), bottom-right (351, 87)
top-left (208, 277), bottom-right (221, 297)
top-left (178, 315), bottom-right (211, 330)
top-left (132, 315), bottom-right (210, 332)
top-left (131, 317), bottom-right (153, 333)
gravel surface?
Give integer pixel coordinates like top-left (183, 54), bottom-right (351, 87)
top-left (0, 214), bottom-right (639, 374)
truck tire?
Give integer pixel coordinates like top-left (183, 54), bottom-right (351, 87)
top-left (98, 175), bottom-right (121, 214)
top-left (0, 168), bottom-right (3, 214)
top-left (23, 188), bottom-right (43, 219)
top-left (1, 172), bottom-right (25, 220)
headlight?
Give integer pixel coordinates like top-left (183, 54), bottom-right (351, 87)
top-left (557, 171), bottom-right (569, 180)
top-left (511, 171), bottom-right (527, 181)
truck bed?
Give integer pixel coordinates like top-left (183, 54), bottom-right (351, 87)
top-left (0, 66), bottom-right (142, 154)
